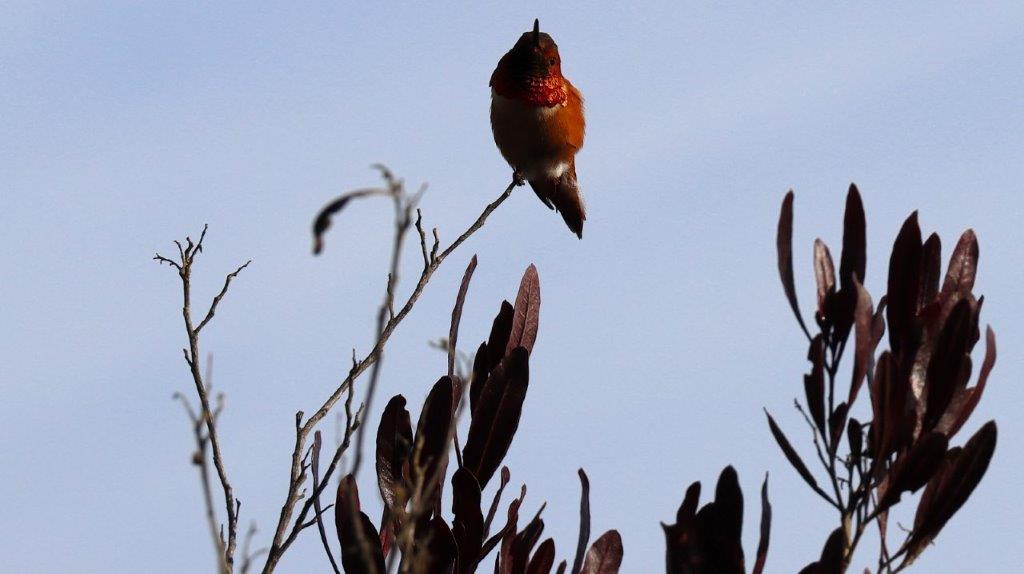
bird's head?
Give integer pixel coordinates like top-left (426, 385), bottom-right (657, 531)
top-left (491, 20), bottom-right (567, 106)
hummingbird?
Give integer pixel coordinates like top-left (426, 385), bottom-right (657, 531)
top-left (490, 19), bottom-right (587, 238)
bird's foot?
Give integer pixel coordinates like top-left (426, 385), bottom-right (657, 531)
top-left (512, 170), bottom-right (527, 187)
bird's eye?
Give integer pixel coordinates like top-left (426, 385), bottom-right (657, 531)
top-left (548, 58), bottom-right (557, 66)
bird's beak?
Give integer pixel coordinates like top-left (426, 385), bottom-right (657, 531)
top-left (532, 19), bottom-right (540, 47)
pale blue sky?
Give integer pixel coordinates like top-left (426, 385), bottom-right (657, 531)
top-left (2, 2), bottom-right (1022, 572)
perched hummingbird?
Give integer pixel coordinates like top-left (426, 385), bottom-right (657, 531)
top-left (490, 19), bottom-right (587, 238)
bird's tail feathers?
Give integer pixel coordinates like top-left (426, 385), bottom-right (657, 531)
top-left (529, 163), bottom-right (586, 239)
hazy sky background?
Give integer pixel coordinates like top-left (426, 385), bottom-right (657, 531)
top-left (2, 2), bottom-right (1022, 572)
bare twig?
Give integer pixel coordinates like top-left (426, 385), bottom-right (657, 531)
top-left (260, 175), bottom-right (517, 573)
top-left (156, 225), bottom-right (247, 573)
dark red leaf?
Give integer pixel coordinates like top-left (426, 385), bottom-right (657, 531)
top-left (471, 302), bottom-right (515, 412)
top-left (487, 302), bottom-right (516, 371)
top-left (311, 187), bottom-right (390, 254)
top-left (817, 528), bottom-right (845, 574)
top-left (804, 336), bottom-right (827, 438)
top-left (426, 515), bottom-right (458, 574)
top-left (829, 402), bottom-right (848, 456)
top-left (556, 561), bottom-right (568, 574)
top-left (463, 347), bottom-right (530, 489)
top-left (923, 299), bottom-right (975, 432)
top-left (876, 432), bottom-right (948, 513)
top-left (839, 184), bottom-right (867, 291)
top-left (507, 264), bottom-right (541, 356)
top-left (528, 538), bottom-right (556, 574)
top-left (483, 466), bottom-right (512, 541)
top-left (571, 469), bottom-right (592, 574)
top-left (752, 474), bottom-right (771, 574)
top-left (909, 421), bottom-right (997, 563)
top-left (847, 418), bottom-right (863, 472)
top-left (766, 411), bottom-right (831, 503)
top-left (449, 255), bottom-right (478, 377)
top-left (940, 230), bottom-right (979, 300)
top-left (335, 474), bottom-right (386, 574)
top-left (886, 212), bottom-right (923, 358)
top-left (452, 468), bottom-right (484, 574)
top-left (847, 278), bottom-right (874, 408)
top-left (664, 481), bottom-right (703, 574)
top-left (942, 326), bottom-right (996, 437)
top-left (497, 486), bottom-right (526, 573)
top-left (376, 395), bottom-right (413, 513)
top-left (412, 377), bottom-right (455, 508)
top-left (509, 511), bottom-right (546, 574)
top-left (712, 466), bottom-right (744, 555)
top-left (777, 191), bottom-right (812, 339)
top-left (919, 233), bottom-right (942, 309)
top-left (868, 352), bottom-right (912, 461)
top-left (580, 530), bottom-right (623, 574)
top-left (470, 341), bottom-right (489, 414)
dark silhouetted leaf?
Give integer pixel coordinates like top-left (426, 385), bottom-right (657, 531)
top-left (470, 342), bottom-right (489, 414)
top-left (942, 326), bottom-right (996, 437)
top-left (426, 515), bottom-right (458, 574)
top-left (528, 538), bottom-right (556, 574)
top-left (312, 187), bottom-right (389, 255)
top-left (487, 302), bottom-right (516, 371)
top-left (752, 474), bottom-right (771, 574)
top-left (663, 480), bottom-right (703, 574)
top-left (556, 561), bottom-right (568, 574)
top-left (376, 395), bottom-right (413, 513)
top-left (804, 336), bottom-right (827, 439)
top-left (798, 528), bottom-right (846, 574)
top-left (449, 255), bottom-right (478, 377)
top-left (876, 432), bottom-right (948, 514)
top-left (471, 302), bottom-right (515, 412)
top-left (777, 191), bottom-right (811, 339)
top-left (571, 469), bottom-right (592, 574)
top-left (412, 377), bottom-right (455, 508)
top-left (452, 468), bottom-right (484, 574)
top-left (483, 484), bottom-right (526, 564)
top-left (335, 474), bottom-right (386, 574)
top-left (923, 299), bottom-right (974, 433)
top-left (581, 530), bottom-right (623, 574)
top-left (508, 510), bottom-right (546, 574)
top-left (909, 421), bottom-right (997, 563)
top-left (483, 466), bottom-right (512, 541)
top-left (828, 402), bottom-right (848, 456)
top-left (839, 184), bottom-right (867, 291)
top-left (463, 347), bottom-right (530, 489)
top-left (766, 411), bottom-right (831, 504)
top-left (496, 486), bottom-right (527, 573)
top-left (819, 528), bottom-right (845, 574)
top-left (919, 233), bottom-right (942, 309)
top-left (507, 264), bottom-right (541, 355)
top-left (712, 466), bottom-right (744, 557)
top-left (886, 212), bottom-right (923, 358)
top-left (847, 418), bottom-right (863, 472)
top-left (868, 352), bottom-right (912, 461)
top-left (847, 278), bottom-right (874, 407)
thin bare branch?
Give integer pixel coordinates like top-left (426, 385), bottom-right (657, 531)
top-left (157, 225), bottom-right (245, 573)
top-left (260, 176), bottom-right (516, 573)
